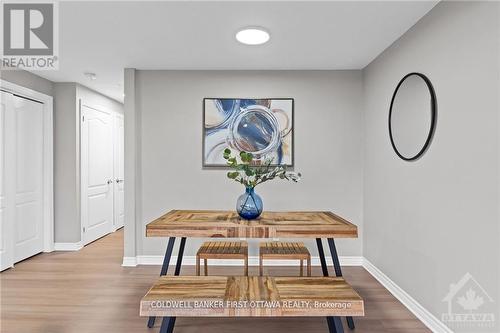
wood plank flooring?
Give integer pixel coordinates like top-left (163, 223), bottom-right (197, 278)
top-left (0, 230), bottom-right (430, 333)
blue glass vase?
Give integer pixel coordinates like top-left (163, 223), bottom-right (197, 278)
top-left (236, 187), bottom-right (263, 220)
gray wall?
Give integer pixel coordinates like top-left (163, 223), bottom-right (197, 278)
top-left (0, 70), bottom-right (54, 97)
top-left (363, 0), bottom-right (499, 326)
top-left (129, 70), bottom-right (364, 257)
top-left (77, 84), bottom-right (124, 114)
top-left (54, 83), bottom-right (79, 242)
top-left (124, 69), bottom-right (140, 258)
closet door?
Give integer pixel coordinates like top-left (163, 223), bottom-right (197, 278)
top-left (12, 95), bottom-right (45, 263)
top-left (113, 113), bottom-right (124, 229)
top-left (81, 105), bottom-right (113, 245)
top-left (0, 91), bottom-right (14, 271)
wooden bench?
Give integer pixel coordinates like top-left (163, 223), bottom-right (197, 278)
top-left (196, 241), bottom-right (248, 276)
top-left (259, 241), bottom-right (311, 276)
top-left (141, 276), bottom-right (364, 319)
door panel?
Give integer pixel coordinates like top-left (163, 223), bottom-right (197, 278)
top-left (15, 202), bottom-right (39, 243)
top-left (0, 95), bottom-right (6, 265)
top-left (0, 208), bottom-right (7, 270)
top-left (88, 119), bottom-right (110, 185)
top-left (113, 114), bottom-right (124, 229)
top-left (0, 92), bottom-right (14, 271)
top-left (81, 105), bottom-right (113, 245)
top-left (12, 95), bottom-right (44, 263)
top-left (88, 193), bottom-right (109, 229)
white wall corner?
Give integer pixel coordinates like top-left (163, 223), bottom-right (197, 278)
top-left (123, 68), bottom-right (138, 259)
top-left (54, 241), bottom-right (83, 251)
top-left (362, 258), bottom-right (453, 333)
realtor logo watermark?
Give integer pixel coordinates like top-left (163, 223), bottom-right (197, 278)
top-left (442, 273), bottom-right (496, 331)
top-left (1, 1), bottom-right (58, 69)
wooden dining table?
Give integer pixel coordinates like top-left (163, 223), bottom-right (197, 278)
top-left (144, 210), bottom-right (359, 333)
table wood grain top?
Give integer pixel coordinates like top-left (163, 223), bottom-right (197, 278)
top-left (146, 210), bottom-right (357, 238)
top-left (140, 275), bottom-right (364, 317)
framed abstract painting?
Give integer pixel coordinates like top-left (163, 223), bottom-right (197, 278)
top-left (203, 98), bottom-right (294, 167)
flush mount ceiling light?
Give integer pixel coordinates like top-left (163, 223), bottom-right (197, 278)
top-left (84, 72), bottom-right (97, 80)
top-left (236, 27), bottom-right (270, 45)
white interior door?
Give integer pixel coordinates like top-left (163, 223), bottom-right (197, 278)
top-left (4, 95), bottom-right (45, 264)
top-left (0, 91), bottom-right (14, 271)
top-left (0, 83), bottom-right (52, 271)
top-left (81, 105), bottom-right (113, 245)
top-left (113, 114), bottom-right (124, 230)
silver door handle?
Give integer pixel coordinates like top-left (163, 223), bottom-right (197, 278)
top-left (116, 179), bottom-right (124, 183)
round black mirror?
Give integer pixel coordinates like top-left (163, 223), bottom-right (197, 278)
top-left (389, 72), bottom-right (436, 161)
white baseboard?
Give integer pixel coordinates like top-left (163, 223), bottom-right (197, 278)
top-left (54, 241), bottom-right (83, 251)
top-left (122, 256), bottom-right (137, 267)
top-left (122, 255), bottom-right (363, 267)
top-left (363, 258), bottom-right (452, 333)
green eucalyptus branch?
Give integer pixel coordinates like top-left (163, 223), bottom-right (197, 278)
top-left (223, 148), bottom-right (301, 188)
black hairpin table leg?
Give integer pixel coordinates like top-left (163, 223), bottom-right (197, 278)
top-left (147, 237), bottom-right (176, 328)
top-left (316, 238), bottom-right (329, 276)
top-left (159, 237), bottom-right (186, 333)
top-left (317, 239), bottom-right (344, 333)
top-left (327, 238), bottom-right (355, 330)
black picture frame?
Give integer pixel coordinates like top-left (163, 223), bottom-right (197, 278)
top-left (388, 72), bottom-right (437, 161)
top-left (202, 98), bottom-right (295, 168)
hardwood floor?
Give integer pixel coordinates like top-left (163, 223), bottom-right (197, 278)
top-left (1, 230), bottom-right (430, 333)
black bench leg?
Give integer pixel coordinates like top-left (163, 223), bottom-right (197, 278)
top-left (147, 237), bottom-right (176, 328)
top-left (160, 317), bottom-right (176, 333)
top-left (346, 317), bottom-right (355, 330)
top-left (159, 237), bottom-right (186, 333)
top-left (147, 316), bottom-right (156, 328)
top-left (327, 238), bottom-right (355, 330)
top-left (327, 317), bottom-right (344, 333)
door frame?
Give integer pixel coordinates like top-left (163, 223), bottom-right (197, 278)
top-left (0, 79), bottom-right (54, 256)
top-left (79, 101), bottom-right (115, 245)
top-left (113, 112), bottom-right (124, 231)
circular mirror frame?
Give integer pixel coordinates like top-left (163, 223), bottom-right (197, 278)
top-left (388, 72), bottom-right (437, 161)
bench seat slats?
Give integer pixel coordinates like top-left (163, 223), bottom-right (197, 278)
top-left (197, 241), bottom-right (247, 258)
top-left (196, 241), bottom-right (249, 276)
top-left (259, 242), bottom-right (311, 276)
top-left (259, 241), bottom-right (309, 258)
top-left (140, 276), bottom-right (364, 317)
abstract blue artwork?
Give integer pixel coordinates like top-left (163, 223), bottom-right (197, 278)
top-left (203, 98), bottom-right (294, 167)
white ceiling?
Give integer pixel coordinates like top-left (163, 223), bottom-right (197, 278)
top-left (33, 1), bottom-right (438, 102)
